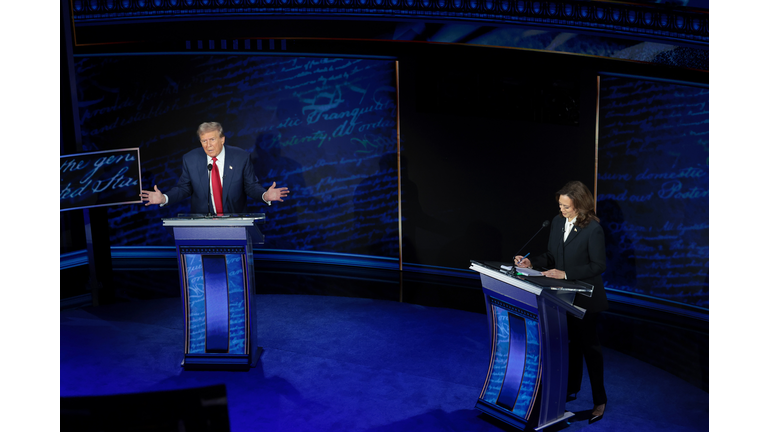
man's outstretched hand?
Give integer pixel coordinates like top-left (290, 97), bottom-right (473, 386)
top-left (264, 182), bottom-right (290, 203)
top-left (140, 185), bottom-right (165, 206)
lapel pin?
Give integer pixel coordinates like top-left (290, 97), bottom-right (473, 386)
top-left (229, 165), bottom-right (233, 170)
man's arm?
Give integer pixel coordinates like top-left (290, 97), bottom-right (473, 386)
top-left (141, 154), bottom-right (194, 207)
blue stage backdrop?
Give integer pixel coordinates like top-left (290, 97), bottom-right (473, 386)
top-left (597, 76), bottom-right (709, 309)
top-left (74, 54), bottom-right (399, 257)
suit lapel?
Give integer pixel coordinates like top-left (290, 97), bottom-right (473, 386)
top-left (564, 220), bottom-right (581, 248)
top-left (554, 217), bottom-right (566, 258)
top-left (221, 154), bottom-right (234, 212)
top-left (197, 150), bottom-right (209, 198)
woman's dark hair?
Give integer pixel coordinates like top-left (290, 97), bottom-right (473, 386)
top-left (556, 181), bottom-right (600, 227)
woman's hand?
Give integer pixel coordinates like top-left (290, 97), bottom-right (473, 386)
top-left (541, 269), bottom-right (566, 279)
top-left (514, 256), bottom-right (531, 268)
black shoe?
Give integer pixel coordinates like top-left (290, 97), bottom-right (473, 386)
top-left (589, 403), bottom-right (605, 424)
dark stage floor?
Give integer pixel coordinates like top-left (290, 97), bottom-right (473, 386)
top-left (60, 289), bottom-right (709, 431)
top-left (62, 256), bottom-right (710, 392)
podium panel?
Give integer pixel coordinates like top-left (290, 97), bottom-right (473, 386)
top-left (471, 262), bottom-right (588, 431)
top-left (164, 215), bottom-right (265, 370)
top-left (479, 297), bottom-right (541, 421)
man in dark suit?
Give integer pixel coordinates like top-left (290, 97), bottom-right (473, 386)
top-left (140, 122), bottom-right (289, 213)
top-left (514, 181), bottom-right (607, 424)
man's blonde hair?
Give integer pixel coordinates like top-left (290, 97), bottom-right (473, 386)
top-left (197, 122), bottom-right (223, 138)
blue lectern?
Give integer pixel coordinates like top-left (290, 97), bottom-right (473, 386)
top-left (470, 261), bottom-right (589, 431)
top-left (164, 214), bottom-right (265, 370)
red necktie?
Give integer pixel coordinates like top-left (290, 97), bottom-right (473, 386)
top-left (211, 157), bottom-right (223, 216)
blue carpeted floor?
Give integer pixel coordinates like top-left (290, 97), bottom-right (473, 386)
top-left (60, 295), bottom-right (708, 431)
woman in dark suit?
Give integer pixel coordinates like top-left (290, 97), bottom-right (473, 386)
top-left (515, 180), bottom-right (608, 424)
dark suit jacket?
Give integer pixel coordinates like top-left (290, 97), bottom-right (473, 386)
top-left (165, 146), bottom-right (267, 214)
top-left (531, 214), bottom-right (609, 313)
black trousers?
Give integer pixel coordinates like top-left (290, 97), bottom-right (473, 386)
top-left (567, 312), bottom-right (607, 406)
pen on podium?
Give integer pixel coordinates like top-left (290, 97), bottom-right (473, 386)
top-left (516, 253), bottom-right (530, 266)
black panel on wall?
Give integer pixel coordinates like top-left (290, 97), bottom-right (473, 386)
top-left (398, 46), bottom-right (597, 269)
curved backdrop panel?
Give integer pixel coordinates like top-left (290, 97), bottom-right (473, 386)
top-left (73, 54), bottom-right (399, 257)
top-left (597, 75), bottom-right (709, 309)
top-left (69, 51), bottom-right (709, 315)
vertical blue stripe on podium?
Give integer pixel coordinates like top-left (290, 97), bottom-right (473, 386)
top-left (483, 306), bottom-right (510, 404)
top-left (226, 254), bottom-right (246, 354)
top-left (512, 317), bottom-right (540, 418)
top-left (186, 254), bottom-right (206, 354)
top-left (497, 314), bottom-right (527, 411)
top-left (202, 255), bottom-right (230, 353)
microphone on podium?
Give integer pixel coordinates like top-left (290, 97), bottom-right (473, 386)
top-left (207, 163), bottom-right (213, 217)
top-left (514, 220), bottom-right (551, 258)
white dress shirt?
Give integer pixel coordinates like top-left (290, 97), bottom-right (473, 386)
top-left (564, 216), bottom-right (576, 242)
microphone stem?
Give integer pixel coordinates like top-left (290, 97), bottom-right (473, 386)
top-left (207, 164), bottom-right (213, 217)
top-left (514, 225), bottom-right (545, 257)
top-left (514, 220), bottom-right (551, 257)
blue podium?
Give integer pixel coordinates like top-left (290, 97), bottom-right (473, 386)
top-left (470, 261), bottom-right (589, 431)
top-left (164, 214), bottom-right (265, 370)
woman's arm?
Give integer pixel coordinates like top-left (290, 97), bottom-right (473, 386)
top-left (564, 224), bottom-right (607, 280)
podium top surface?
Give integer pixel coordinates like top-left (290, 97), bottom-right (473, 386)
top-left (162, 213), bottom-right (265, 227)
top-left (470, 261), bottom-right (544, 296)
top-left (470, 261), bottom-right (589, 318)
top-left (470, 261), bottom-right (593, 294)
